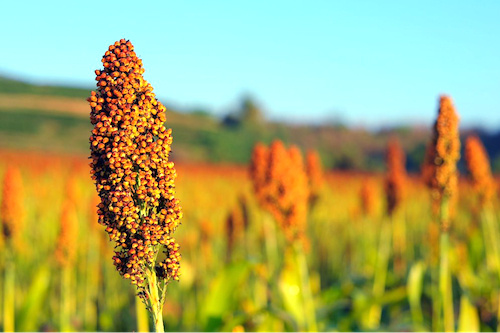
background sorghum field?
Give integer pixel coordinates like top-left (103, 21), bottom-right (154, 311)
top-left (1, 148), bottom-right (499, 332)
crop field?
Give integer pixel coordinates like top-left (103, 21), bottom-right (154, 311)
top-left (0, 33), bottom-right (499, 333)
top-left (0, 144), bottom-right (499, 331)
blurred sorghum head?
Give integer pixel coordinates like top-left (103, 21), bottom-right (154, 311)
top-left (1, 166), bottom-right (24, 243)
top-left (55, 200), bottom-right (78, 267)
top-left (249, 140), bottom-right (309, 244)
top-left (305, 149), bottom-right (324, 205)
top-left (384, 138), bottom-right (406, 216)
top-left (465, 135), bottom-right (495, 206)
top-left (423, 95), bottom-right (460, 230)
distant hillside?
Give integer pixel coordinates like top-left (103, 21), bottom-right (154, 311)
top-left (0, 75), bottom-right (499, 173)
top-left (0, 75), bottom-right (91, 99)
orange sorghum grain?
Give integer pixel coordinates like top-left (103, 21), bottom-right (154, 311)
top-left (1, 166), bottom-right (24, 242)
top-left (225, 202), bottom-right (245, 257)
top-left (305, 149), bottom-right (324, 205)
top-left (55, 200), bottom-right (78, 267)
top-left (424, 95), bottom-right (460, 231)
top-left (88, 39), bottom-right (182, 289)
top-left (464, 135), bottom-right (495, 206)
top-left (384, 138), bottom-right (406, 216)
top-left (360, 178), bottom-right (377, 218)
top-left (249, 142), bottom-right (269, 208)
top-left (249, 140), bottom-right (309, 244)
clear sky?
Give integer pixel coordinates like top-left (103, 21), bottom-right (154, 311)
top-left (1, 1), bottom-right (499, 129)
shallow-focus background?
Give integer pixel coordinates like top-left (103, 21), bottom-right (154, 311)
top-left (1, 1), bottom-right (500, 331)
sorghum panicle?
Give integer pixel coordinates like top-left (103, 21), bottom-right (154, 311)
top-left (305, 149), bottom-right (323, 204)
top-left (249, 143), bottom-right (269, 208)
top-left (424, 95), bottom-right (460, 230)
top-left (465, 135), bottom-right (495, 206)
top-left (55, 201), bottom-right (78, 267)
top-left (249, 140), bottom-right (309, 244)
top-left (384, 138), bottom-right (407, 215)
top-left (360, 178), bottom-right (377, 218)
top-left (422, 143), bottom-right (436, 188)
top-left (1, 166), bottom-right (24, 243)
top-left (88, 39), bottom-right (182, 290)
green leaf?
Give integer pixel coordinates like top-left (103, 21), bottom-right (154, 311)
top-left (458, 295), bottom-right (479, 332)
top-left (16, 266), bottom-right (51, 332)
top-left (200, 262), bottom-right (251, 331)
top-left (279, 253), bottom-right (304, 329)
top-left (407, 261), bottom-right (426, 326)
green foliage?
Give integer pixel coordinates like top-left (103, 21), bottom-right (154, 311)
top-left (16, 266), bottom-right (51, 331)
top-left (1, 79), bottom-right (499, 172)
top-left (0, 76), bottom-right (91, 99)
top-left (200, 262), bottom-right (251, 331)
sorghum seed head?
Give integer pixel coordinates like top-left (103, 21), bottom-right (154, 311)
top-left (360, 178), bottom-right (377, 218)
top-left (249, 140), bottom-right (309, 244)
top-left (424, 95), bottom-right (460, 230)
top-left (465, 135), bottom-right (495, 206)
top-left (305, 149), bottom-right (323, 205)
top-left (89, 39), bottom-right (182, 289)
top-left (1, 166), bottom-right (24, 243)
top-left (384, 137), bottom-right (406, 215)
top-left (55, 200), bottom-right (78, 267)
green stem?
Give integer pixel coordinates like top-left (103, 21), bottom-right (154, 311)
top-left (439, 232), bottom-right (454, 332)
top-left (439, 196), bottom-right (454, 332)
top-left (146, 267), bottom-right (164, 332)
top-left (60, 265), bottom-right (72, 332)
top-left (3, 249), bottom-right (14, 333)
top-left (135, 294), bottom-right (150, 332)
top-left (367, 219), bottom-right (391, 329)
top-left (481, 207), bottom-right (500, 331)
top-left (431, 264), bottom-right (441, 332)
top-left (263, 214), bottom-right (279, 278)
top-left (293, 241), bottom-right (317, 332)
top-left (392, 210), bottom-right (407, 275)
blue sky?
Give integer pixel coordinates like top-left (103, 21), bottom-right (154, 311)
top-left (1, 1), bottom-right (499, 129)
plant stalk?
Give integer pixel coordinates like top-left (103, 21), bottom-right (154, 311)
top-left (293, 241), bottom-right (318, 332)
top-left (146, 267), bottom-right (164, 332)
top-left (481, 207), bottom-right (500, 331)
top-left (439, 197), bottom-right (454, 332)
top-left (3, 248), bottom-right (14, 333)
top-left (60, 265), bottom-right (72, 332)
top-left (367, 219), bottom-right (391, 329)
top-left (135, 294), bottom-right (150, 332)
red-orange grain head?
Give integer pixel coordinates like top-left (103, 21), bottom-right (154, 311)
top-left (464, 135), bottom-right (495, 206)
top-left (360, 178), bottom-right (377, 218)
top-left (88, 39), bottom-right (182, 290)
top-left (249, 140), bottom-right (310, 245)
top-left (249, 143), bottom-right (269, 207)
top-left (1, 166), bottom-right (24, 244)
top-left (306, 149), bottom-right (324, 205)
top-left (55, 200), bottom-right (78, 267)
top-left (424, 95), bottom-right (460, 231)
top-left (384, 137), bottom-right (407, 216)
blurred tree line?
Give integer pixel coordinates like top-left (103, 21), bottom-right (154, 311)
top-left (1, 75), bottom-right (499, 174)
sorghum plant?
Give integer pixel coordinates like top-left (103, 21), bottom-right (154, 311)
top-left (425, 95), bottom-right (460, 332)
top-left (249, 140), bottom-right (316, 331)
top-left (465, 135), bottom-right (495, 207)
top-left (88, 39), bottom-right (182, 332)
top-left (465, 135), bottom-right (500, 330)
top-left (384, 137), bottom-right (407, 274)
top-left (1, 166), bottom-right (24, 332)
top-left (250, 140), bottom-right (309, 244)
